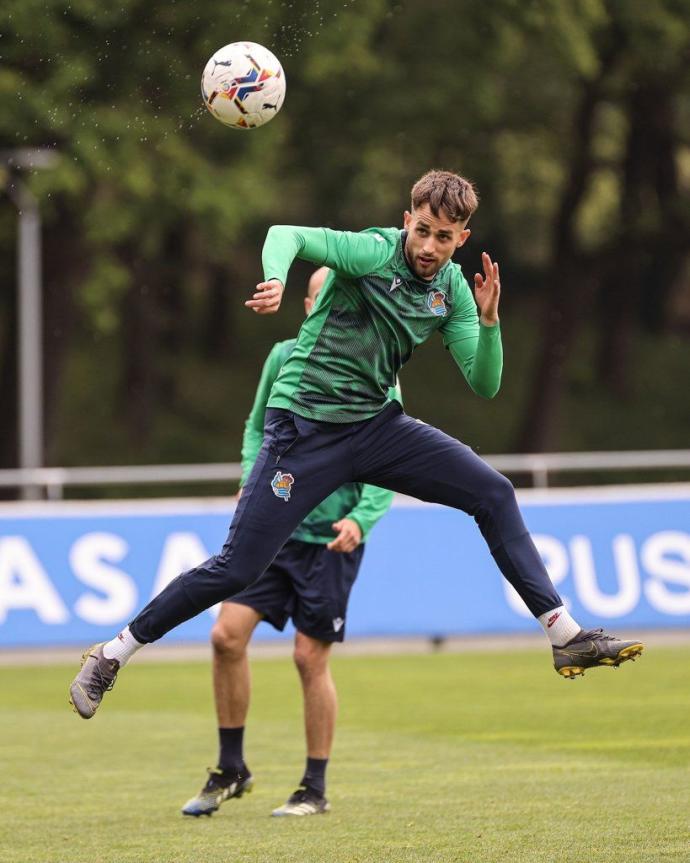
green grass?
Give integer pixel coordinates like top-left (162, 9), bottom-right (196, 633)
top-left (1, 646), bottom-right (689, 863)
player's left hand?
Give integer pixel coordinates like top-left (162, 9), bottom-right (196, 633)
top-left (245, 279), bottom-right (285, 314)
top-left (327, 518), bottom-right (362, 553)
top-left (473, 252), bottom-right (500, 326)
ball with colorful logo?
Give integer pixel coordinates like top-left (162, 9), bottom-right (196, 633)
top-left (201, 42), bottom-right (286, 130)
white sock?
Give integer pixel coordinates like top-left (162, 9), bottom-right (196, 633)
top-left (102, 626), bottom-right (144, 666)
top-left (538, 606), bottom-right (581, 647)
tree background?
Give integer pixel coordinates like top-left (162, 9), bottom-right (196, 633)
top-left (1, 0), bottom-right (689, 489)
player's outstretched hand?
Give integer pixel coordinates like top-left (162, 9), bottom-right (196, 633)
top-left (327, 518), bottom-right (362, 553)
top-left (245, 279), bottom-right (285, 314)
top-left (473, 252), bottom-right (500, 326)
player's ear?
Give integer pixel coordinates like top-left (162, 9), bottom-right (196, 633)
top-left (304, 296), bottom-right (313, 315)
top-left (456, 228), bottom-right (471, 248)
top-left (403, 210), bottom-right (412, 229)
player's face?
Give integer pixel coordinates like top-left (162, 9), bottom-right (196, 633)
top-left (403, 204), bottom-right (470, 280)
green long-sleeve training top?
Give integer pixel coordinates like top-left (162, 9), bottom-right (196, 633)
top-left (261, 225), bottom-right (503, 423)
top-left (241, 338), bottom-right (398, 544)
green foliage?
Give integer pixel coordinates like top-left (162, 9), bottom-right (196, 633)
top-left (1, 0), bottom-right (689, 466)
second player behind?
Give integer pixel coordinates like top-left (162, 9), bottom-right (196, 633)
top-left (181, 268), bottom-right (398, 818)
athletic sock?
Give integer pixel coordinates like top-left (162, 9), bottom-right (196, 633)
top-left (102, 626), bottom-right (144, 665)
top-left (218, 727), bottom-right (246, 773)
top-left (538, 606), bottom-right (581, 647)
top-left (300, 757), bottom-right (328, 797)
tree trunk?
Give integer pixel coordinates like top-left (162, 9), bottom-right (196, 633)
top-left (595, 83), bottom-right (649, 397)
top-left (202, 264), bottom-right (235, 361)
top-left (43, 208), bottom-right (85, 464)
top-left (516, 37), bottom-right (619, 452)
top-left (0, 240), bottom-right (18, 472)
top-left (597, 75), bottom-right (690, 392)
top-left (120, 256), bottom-right (158, 448)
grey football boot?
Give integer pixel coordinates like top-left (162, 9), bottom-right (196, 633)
top-left (69, 643), bottom-right (120, 718)
top-left (182, 767), bottom-right (253, 817)
top-left (271, 786), bottom-right (331, 817)
top-left (553, 628), bottom-right (644, 678)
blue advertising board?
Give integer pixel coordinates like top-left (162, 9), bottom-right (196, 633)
top-left (1, 485), bottom-right (689, 647)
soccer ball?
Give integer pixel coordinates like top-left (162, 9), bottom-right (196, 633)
top-left (201, 41), bottom-right (286, 130)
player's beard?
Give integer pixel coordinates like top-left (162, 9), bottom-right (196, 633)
top-left (404, 242), bottom-right (439, 281)
top-left (411, 250), bottom-right (440, 280)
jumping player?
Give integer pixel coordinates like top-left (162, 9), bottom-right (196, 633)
top-left (181, 268), bottom-right (396, 818)
top-left (70, 170), bottom-right (643, 726)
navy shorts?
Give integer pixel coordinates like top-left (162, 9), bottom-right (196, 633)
top-left (227, 538), bottom-right (364, 642)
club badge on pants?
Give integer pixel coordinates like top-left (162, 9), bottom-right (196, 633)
top-left (271, 470), bottom-right (295, 502)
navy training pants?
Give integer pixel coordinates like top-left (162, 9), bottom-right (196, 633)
top-left (129, 403), bottom-right (562, 643)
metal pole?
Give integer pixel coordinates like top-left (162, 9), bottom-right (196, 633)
top-left (15, 180), bottom-right (43, 499)
top-left (2, 149), bottom-right (58, 500)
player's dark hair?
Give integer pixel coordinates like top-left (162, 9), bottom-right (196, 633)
top-left (411, 170), bottom-right (479, 223)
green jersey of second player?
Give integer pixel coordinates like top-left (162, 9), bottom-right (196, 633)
top-left (241, 338), bottom-right (398, 545)
top-left (261, 225), bottom-right (503, 423)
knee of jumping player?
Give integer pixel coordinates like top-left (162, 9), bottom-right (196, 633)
top-left (481, 471), bottom-right (517, 514)
top-left (293, 633), bottom-right (331, 681)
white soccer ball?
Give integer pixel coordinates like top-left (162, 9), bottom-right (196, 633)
top-left (201, 41), bottom-right (286, 130)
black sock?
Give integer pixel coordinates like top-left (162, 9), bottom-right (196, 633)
top-left (300, 757), bottom-right (328, 797)
top-left (218, 726), bottom-right (245, 773)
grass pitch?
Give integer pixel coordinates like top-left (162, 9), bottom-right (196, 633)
top-left (1, 645), bottom-right (689, 863)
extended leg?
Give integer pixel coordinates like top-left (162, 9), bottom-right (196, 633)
top-left (353, 407), bottom-right (563, 617)
top-left (129, 411), bottom-right (353, 644)
top-left (351, 407), bottom-right (644, 675)
top-left (70, 410), bottom-right (354, 718)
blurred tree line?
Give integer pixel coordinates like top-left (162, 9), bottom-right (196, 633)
top-left (1, 0), bottom-right (689, 478)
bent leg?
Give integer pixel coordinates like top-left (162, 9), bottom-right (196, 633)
top-left (129, 411), bottom-right (353, 643)
top-left (354, 408), bottom-right (561, 617)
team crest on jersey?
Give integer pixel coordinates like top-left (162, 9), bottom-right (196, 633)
top-left (426, 290), bottom-right (447, 317)
top-left (271, 470), bottom-right (295, 502)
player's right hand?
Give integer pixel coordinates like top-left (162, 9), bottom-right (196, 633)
top-left (245, 279), bottom-right (284, 314)
top-left (327, 518), bottom-right (362, 553)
